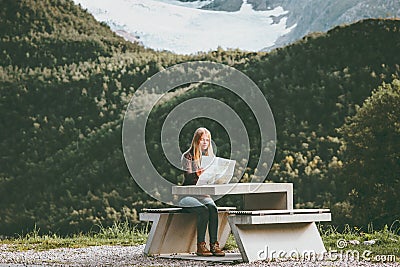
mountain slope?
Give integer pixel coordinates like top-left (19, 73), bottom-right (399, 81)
top-left (0, 0), bottom-right (167, 234)
top-left (0, 0), bottom-right (145, 67)
top-left (1, 0), bottom-right (399, 234)
top-left (194, 0), bottom-right (400, 50)
top-left (0, 0), bottom-right (253, 234)
top-left (249, 0), bottom-right (400, 49)
top-left (147, 18), bottom-right (400, 215)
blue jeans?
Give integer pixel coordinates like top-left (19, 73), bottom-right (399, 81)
top-left (179, 196), bottom-right (218, 243)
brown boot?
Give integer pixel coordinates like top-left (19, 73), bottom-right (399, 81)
top-left (210, 241), bottom-right (225, 256)
top-left (196, 241), bottom-right (213, 256)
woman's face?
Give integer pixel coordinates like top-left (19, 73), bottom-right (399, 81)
top-left (199, 133), bottom-right (210, 151)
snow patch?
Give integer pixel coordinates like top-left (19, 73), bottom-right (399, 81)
top-left (74, 0), bottom-right (295, 54)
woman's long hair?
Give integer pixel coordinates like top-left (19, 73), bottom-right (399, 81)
top-left (185, 127), bottom-right (214, 167)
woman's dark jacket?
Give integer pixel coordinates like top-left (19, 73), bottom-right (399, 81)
top-left (181, 150), bottom-right (199, 185)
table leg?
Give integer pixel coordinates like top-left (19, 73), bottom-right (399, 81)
top-left (229, 221), bottom-right (326, 262)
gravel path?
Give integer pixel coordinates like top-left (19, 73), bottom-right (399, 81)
top-left (0, 244), bottom-right (399, 266)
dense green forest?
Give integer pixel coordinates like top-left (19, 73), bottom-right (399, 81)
top-left (0, 0), bottom-right (399, 235)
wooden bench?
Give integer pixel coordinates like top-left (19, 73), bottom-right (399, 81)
top-left (139, 207), bottom-right (236, 255)
top-left (228, 209), bottom-right (331, 262)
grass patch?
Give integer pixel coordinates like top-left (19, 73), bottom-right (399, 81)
top-left (0, 220), bottom-right (149, 251)
top-left (223, 233), bottom-right (238, 251)
top-left (320, 221), bottom-right (400, 262)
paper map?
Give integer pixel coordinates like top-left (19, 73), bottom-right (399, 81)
top-left (196, 156), bottom-right (236, 185)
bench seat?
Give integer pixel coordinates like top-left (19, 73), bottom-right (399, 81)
top-left (141, 206), bottom-right (236, 213)
top-left (228, 209), bottom-right (331, 224)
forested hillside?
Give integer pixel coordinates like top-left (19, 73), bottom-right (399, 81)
top-left (0, 0), bottom-right (399, 235)
top-left (0, 0), bottom-right (258, 234)
top-left (147, 19), bottom-right (400, 227)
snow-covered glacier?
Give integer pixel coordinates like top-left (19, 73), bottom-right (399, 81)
top-left (73, 0), bottom-right (296, 54)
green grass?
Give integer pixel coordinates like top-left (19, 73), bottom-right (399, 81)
top-left (223, 233), bottom-right (237, 251)
top-left (0, 221), bottom-right (149, 251)
top-left (320, 221), bottom-right (400, 262)
top-left (1, 220), bottom-right (399, 263)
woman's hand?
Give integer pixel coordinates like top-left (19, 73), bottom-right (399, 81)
top-left (196, 168), bottom-right (204, 177)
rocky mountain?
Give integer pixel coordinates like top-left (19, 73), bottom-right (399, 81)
top-left (204, 0), bottom-right (400, 50)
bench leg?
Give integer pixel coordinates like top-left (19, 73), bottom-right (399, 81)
top-left (141, 212), bottom-right (231, 255)
top-left (228, 221), bottom-right (326, 262)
